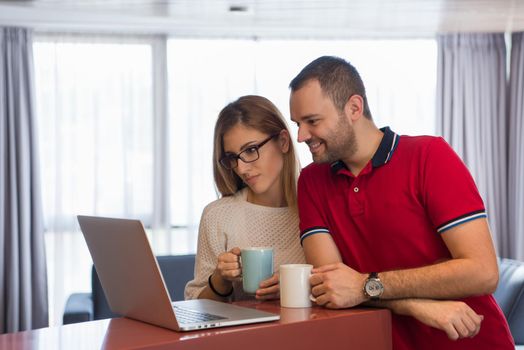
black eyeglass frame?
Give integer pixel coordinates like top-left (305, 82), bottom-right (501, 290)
top-left (219, 133), bottom-right (280, 170)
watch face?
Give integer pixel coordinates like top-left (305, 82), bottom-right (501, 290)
top-left (365, 279), bottom-right (384, 297)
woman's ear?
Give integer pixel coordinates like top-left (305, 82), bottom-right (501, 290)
top-left (278, 130), bottom-right (290, 153)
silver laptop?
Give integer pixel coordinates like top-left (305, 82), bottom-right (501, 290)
top-left (77, 215), bottom-right (280, 331)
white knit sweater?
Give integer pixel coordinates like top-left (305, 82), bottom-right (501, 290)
top-left (184, 188), bottom-right (306, 301)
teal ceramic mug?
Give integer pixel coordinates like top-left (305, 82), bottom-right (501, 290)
top-left (240, 247), bottom-right (274, 294)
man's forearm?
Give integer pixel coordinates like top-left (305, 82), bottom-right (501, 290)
top-left (364, 298), bottom-right (414, 315)
top-left (377, 257), bottom-right (498, 300)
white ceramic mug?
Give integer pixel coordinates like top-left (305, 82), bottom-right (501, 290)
top-left (279, 264), bottom-right (313, 308)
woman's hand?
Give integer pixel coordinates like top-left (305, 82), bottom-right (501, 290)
top-left (255, 273), bottom-right (280, 300)
top-left (199, 248), bottom-right (240, 300)
top-left (215, 247), bottom-right (242, 283)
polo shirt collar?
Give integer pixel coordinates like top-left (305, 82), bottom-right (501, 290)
top-left (330, 126), bottom-right (400, 173)
top-left (371, 126), bottom-right (400, 167)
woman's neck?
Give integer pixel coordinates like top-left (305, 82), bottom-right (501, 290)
top-left (246, 187), bottom-right (286, 208)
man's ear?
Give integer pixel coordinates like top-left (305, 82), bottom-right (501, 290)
top-left (344, 94), bottom-right (364, 121)
top-left (278, 129), bottom-right (290, 153)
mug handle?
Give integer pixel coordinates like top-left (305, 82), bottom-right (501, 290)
top-left (309, 270), bottom-right (316, 303)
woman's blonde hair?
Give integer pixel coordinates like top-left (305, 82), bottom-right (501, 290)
top-left (213, 95), bottom-right (300, 210)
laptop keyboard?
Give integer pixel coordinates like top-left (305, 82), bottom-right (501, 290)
top-left (174, 306), bottom-right (226, 324)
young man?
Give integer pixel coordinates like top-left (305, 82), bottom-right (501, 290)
top-left (289, 56), bottom-right (514, 349)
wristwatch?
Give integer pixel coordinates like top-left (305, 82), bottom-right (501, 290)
top-left (363, 272), bottom-right (384, 300)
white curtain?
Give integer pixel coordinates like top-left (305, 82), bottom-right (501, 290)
top-left (33, 34), bottom-right (161, 325)
top-left (508, 32), bottom-right (524, 260)
top-left (436, 33), bottom-right (508, 253)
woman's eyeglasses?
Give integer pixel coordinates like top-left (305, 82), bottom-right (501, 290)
top-left (220, 133), bottom-right (280, 170)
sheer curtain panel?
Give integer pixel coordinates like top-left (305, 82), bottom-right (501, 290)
top-left (508, 32), bottom-right (524, 260)
top-left (436, 33), bottom-right (508, 254)
top-left (33, 35), bottom-right (158, 324)
top-left (0, 27), bottom-right (48, 334)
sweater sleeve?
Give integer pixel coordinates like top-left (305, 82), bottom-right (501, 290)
top-left (184, 203), bottom-right (227, 300)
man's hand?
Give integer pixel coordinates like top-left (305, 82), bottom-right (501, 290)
top-left (310, 263), bottom-right (367, 308)
top-left (406, 299), bottom-right (484, 340)
top-left (255, 273), bottom-right (280, 300)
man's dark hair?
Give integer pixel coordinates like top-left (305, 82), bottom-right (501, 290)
top-left (289, 56), bottom-right (372, 119)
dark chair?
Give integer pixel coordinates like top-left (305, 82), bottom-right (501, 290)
top-left (494, 258), bottom-right (524, 349)
top-left (62, 254), bottom-right (196, 324)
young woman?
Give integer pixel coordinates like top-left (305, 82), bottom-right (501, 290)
top-left (184, 95), bottom-right (305, 301)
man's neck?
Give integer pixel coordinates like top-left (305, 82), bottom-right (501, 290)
top-left (341, 123), bottom-right (383, 177)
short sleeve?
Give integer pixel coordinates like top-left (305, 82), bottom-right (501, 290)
top-left (297, 166), bottom-right (331, 244)
top-left (422, 137), bottom-right (486, 233)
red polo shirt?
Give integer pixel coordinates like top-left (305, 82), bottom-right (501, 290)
top-left (298, 127), bottom-right (514, 349)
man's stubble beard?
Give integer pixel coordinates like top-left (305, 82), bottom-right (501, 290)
top-left (313, 114), bottom-right (357, 164)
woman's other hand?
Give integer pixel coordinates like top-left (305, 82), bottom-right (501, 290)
top-left (255, 273), bottom-right (280, 300)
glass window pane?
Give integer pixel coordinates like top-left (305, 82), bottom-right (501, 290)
top-left (34, 40), bottom-right (154, 228)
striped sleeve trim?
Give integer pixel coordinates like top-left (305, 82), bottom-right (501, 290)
top-left (300, 227), bottom-right (330, 245)
top-left (437, 210), bottom-right (487, 233)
